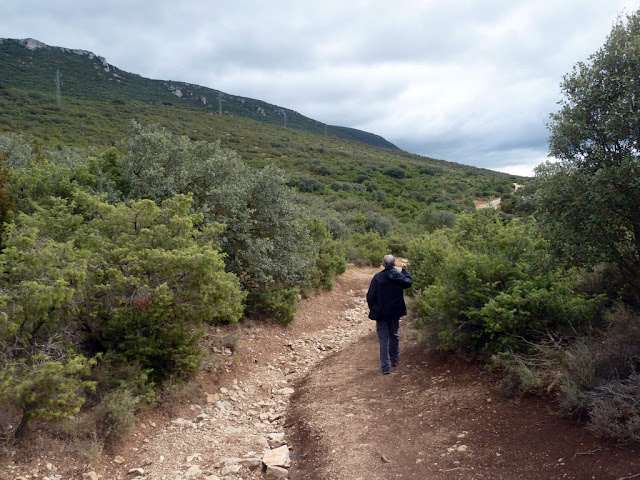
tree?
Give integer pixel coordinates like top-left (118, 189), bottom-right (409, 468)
top-left (0, 189), bottom-right (245, 437)
top-left (119, 123), bottom-right (315, 292)
top-left (408, 213), bottom-right (602, 353)
top-left (0, 154), bottom-right (15, 249)
top-left (538, 10), bottom-right (640, 304)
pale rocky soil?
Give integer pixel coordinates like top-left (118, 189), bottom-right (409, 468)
top-left (2, 266), bottom-right (640, 480)
top-left (1, 268), bottom-right (379, 480)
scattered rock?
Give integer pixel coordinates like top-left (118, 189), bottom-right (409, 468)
top-left (221, 463), bottom-right (241, 475)
top-left (267, 432), bottom-right (286, 447)
top-left (217, 457), bottom-right (241, 468)
top-left (186, 453), bottom-right (202, 462)
top-left (238, 457), bottom-right (262, 469)
top-left (82, 472), bottom-right (99, 480)
top-left (184, 465), bottom-right (203, 478)
top-left (263, 445), bottom-right (291, 467)
top-left (113, 456), bottom-right (126, 464)
top-left (265, 465), bottom-right (290, 479)
top-left (274, 387), bottom-right (294, 396)
top-left (222, 425), bottom-right (244, 434)
top-left (171, 418), bottom-right (195, 427)
top-left (195, 413), bottom-right (209, 423)
top-left (381, 454), bottom-right (390, 463)
top-left (128, 467), bottom-right (144, 475)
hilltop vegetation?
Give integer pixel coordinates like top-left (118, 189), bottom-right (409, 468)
top-left (0, 37), bottom-right (397, 148)
top-left (0, 38), bottom-right (523, 450)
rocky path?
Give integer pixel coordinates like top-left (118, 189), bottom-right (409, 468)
top-left (27, 267), bottom-right (379, 480)
top-left (286, 273), bottom-right (640, 480)
top-left (4, 266), bottom-right (640, 480)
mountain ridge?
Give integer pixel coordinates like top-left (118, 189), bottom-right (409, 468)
top-left (0, 37), bottom-right (399, 150)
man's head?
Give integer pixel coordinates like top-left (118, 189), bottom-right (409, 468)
top-left (383, 254), bottom-right (396, 269)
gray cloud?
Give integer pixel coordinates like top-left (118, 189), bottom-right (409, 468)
top-left (1, 0), bottom-right (638, 176)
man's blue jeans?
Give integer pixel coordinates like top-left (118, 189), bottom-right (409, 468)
top-left (376, 318), bottom-right (399, 373)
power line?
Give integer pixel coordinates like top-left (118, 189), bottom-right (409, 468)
top-left (55, 69), bottom-right (62, 105)
top-left (218, 92), bottom-right (224, 114)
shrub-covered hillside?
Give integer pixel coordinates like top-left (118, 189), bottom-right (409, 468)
top-left (408, 10), bottom-right (640, 443)
top-left (0, 36), bottom-right (534, 449)
top-left (2, 9), bottom-right (640, 452)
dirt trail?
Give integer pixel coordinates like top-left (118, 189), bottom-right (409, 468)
top-left (3, 267), bottom-right (639, 480)
top-left (286, 270), bottom-right (640, 480)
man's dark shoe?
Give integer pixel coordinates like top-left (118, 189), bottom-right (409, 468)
top-left (382, 370), bottom-right (391, 375)
top-left (391, 362), bottom-right (398, 367)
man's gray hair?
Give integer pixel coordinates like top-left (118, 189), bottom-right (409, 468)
top-left (383, 255), bottom-right (396, 268)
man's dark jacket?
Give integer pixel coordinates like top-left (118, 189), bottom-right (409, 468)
top-left (367, 267), bottom-right (413, 321)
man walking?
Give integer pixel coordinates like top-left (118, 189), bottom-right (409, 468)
top-left (366, 255), bottom-right (412, 374)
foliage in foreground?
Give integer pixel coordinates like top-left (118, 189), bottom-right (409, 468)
top-left (539, 9), bottom-right (640, 307)
top-left (495, 304), bottom-right (640, 442)
top-left (515, 9), bottom-right (640, 442)
top-left (410, 212), bottom-right (603, 354)
top-left (0, 190), bottom-right (245, 438)
top-left (117, 122), bottom-right (316, 293)
top-left (0, 125), bottom-right (352, 442)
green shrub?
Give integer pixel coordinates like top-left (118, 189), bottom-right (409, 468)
top-left (409, 213), bottom-right (604, 353)
top-left (329, 181), bottom-right (367, 192)
top-left (346, 231), bottom-right (388, 266)
top-left (0, 189), bottom-right (244, 438)
top-left (295, 176), bottom-right (325, 192)
top-left (541, 11), bottom-right (640, 306)
top-left (371, 190), bottom-right (386, 202)
top-left (0, 353), bottom-right (96, 438)
top-left (383, 166), bottom-right (405, 178)
top-left (119, 123), bottom-right (315, 293)
top-left (308, 217), bottom-right (346, 291)
top-left (365, 212), bottom-right (395, 236)
top-left (92, 388), bottom-right (138, 443)
top-left (59, 387), bottom-right (138, 447)
top-left (246, 287), bottom-right (300, 325)
top-left (0, 155), bottom-right (14, 247)
top-left (415, 206), bottom-right (457, 232)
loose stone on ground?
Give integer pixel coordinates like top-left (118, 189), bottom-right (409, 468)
top-left (86, 271), bottom-right (373, 480)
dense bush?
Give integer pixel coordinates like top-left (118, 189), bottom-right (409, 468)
top-left (307, 217), bottom-right (347, 291)
top-left (540, 10), bottom-right (640, 306)
top-left (0, 128), bottom-right (354, 440)
top-left (415, 206), bottom-right (457, 232)
top-left (118, 123), bottom-right (315, 293)
top-left (0, 186), bottom-right (244, 438)
top-left (383, 166), bottom-right (405, 178)
top-left (245, 287), bottom-right (300, 325)
top-left (329, 181), bottom-right (367, 192)
top-left (0, 155), bottom-right (14, 247)
top-left (295, 175), bottom-right (325, 192)
top-left (409, 212), bottom-right (604, 354)
top-left (495, 305), bottom-right (640, 442)
top-left (346, 231), bottom-right (389, 267)
top-left (506, 9), bottom-right (640, 442)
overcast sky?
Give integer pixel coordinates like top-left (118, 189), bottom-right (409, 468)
top-left (1, 1), bottom-right (638, 176)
